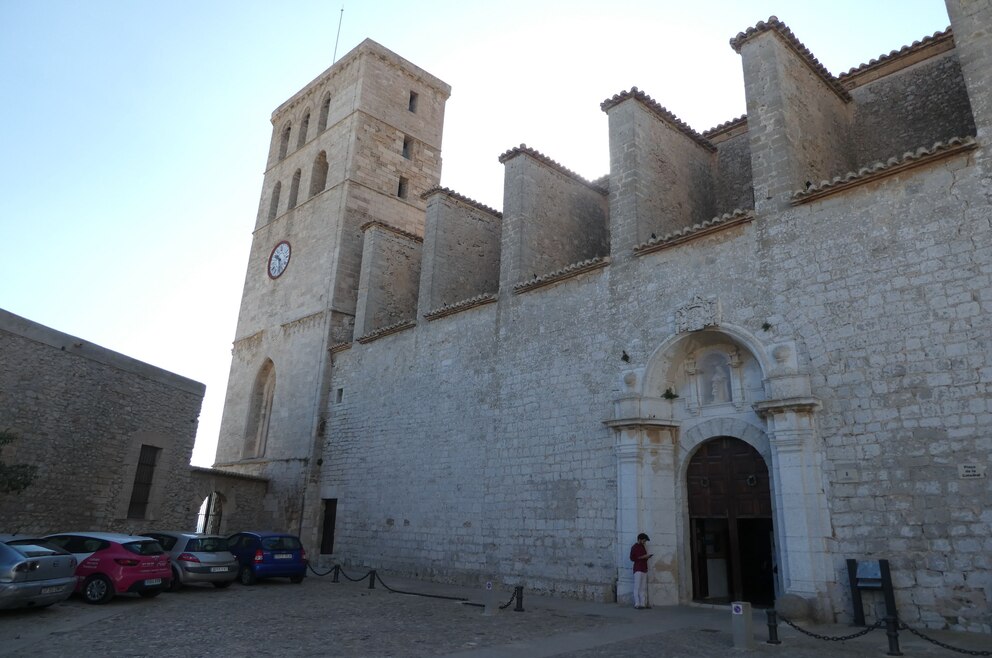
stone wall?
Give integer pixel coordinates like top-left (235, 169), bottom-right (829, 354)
top-left (354, 223), bottom-right (422, 336)
top-left (419, 190), bottom-right (502, 315)
top-left (0, 309), bottom-right (204, 535)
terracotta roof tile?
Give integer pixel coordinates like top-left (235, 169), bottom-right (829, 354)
top-left (513, 256), bottom-right (609, 294)
top-left (792, 136), bottom-right (978, 203)
top-left (424, 293), bottom-right (498, 321)
top-left (838, 28), bottom-right (954, 87)
top-left (355, 319), bottom-right (416, 344)
top-left (601, 88), bottom-right (716, 153)
top-left (422, 185), bottom-right (502, 218)
top-left (498, 144), bottom-right (608, 194)
top-left (633, 209), bottom-right (754, 256)
top-left (730, 16), bottom-right (851, 102)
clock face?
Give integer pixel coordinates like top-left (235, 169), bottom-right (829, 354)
top-left (267, 241), bottom-right (291, 279)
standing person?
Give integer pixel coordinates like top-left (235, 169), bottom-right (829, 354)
top-left (630, 532), bottom-right (652, 609)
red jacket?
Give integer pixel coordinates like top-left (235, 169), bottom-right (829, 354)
top-left (630, 542), bottom-right (648, 573)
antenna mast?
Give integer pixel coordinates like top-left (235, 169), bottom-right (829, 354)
top-left (332, 6), bottom-right (344, 62)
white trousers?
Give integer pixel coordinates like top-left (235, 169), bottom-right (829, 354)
top-left (633, 571), bottom-right (648, 607)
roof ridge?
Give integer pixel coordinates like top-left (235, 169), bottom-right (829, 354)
top-left (729, 16), bottom-right (851, 102)
top-left (359, 220), bottom-right (423, 243)
top-left (422, 185), bottom-right (503, 218)
top-left (498, 144), bottom-right (608, 193)
top-left (837, 27), bottom-right (953, 79)
top-left (601, 87), bottom-right (716, 152)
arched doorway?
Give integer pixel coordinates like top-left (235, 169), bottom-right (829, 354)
top-left (687, 436), bottom-right (774, 606)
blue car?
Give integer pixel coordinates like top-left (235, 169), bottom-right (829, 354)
top-left (226, 532), bottom-right (307, 585)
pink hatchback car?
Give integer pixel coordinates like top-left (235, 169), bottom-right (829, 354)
top-left (44, 532), bottom-right (171, 604)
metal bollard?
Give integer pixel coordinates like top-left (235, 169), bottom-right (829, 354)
top-left (514, 585), bottom-right (525, 612)
top-left (766, 609), bottom-right (781, 645)
top-left (884, 616), bottom-right (902, 656)
top-left (332, 565), bottom-right (340, 583)
top-left (368, 569), bottom-right (377, 589)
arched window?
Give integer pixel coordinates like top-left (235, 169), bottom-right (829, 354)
top-left (297, 110), bottom-right (310, 149)
top-left (288, 169), bottom-right (301, 209)
top-left (268, 181), bottom-right (281, 220)
top-left (278, 122), bottom-right (291, 160)
top-left (309, 151), bottom-right (328, 198)
top-left (317, 93), bottom-right (331, 132)
top-left (243, 359), bottom-right (276, 459)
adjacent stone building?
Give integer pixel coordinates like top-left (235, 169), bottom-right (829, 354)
top-left (0, 309), bottom-right (205, 533)
top-left (214, 1), bottom-right (991, 632)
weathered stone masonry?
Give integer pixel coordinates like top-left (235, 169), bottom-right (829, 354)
top-left (217, 1), bottom-right (992, 634)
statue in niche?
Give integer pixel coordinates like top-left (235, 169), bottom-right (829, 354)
top-left (699, 352), bottom-right (731, 405)
top-left (710, 367), bottom-right (729, 404)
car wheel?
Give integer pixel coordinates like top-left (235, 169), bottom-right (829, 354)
top-left (169, 568), bottom-right (182, 592)
top-left (290, 575), bottom-right (304, 584)
top-left (238, 565), bottom-right (256, 586)
top-left (138, 589), bottom-right (162, 598)
top-left (212, 580), bottom-right (233, 589)
top-left (83, 575), bottom-right (114, 604)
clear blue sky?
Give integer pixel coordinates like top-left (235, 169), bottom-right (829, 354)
top-left (0, 1), bottom-right (951, 466)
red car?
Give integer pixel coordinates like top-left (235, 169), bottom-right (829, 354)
top-left (44, 532), bottom-right (171, 604)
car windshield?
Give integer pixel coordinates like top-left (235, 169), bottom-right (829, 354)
top-left (123, 540), bottom-right (164, 555)
top-left (261, 536), bottom-right (301, 551)
top-left (186, 537), bottom-right (229, 552)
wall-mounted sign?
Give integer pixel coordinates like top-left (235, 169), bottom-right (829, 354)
top-left (958, 463), bottom-right (987, 479)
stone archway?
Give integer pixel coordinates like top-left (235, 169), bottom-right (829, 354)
top-left (607, 321), bottom-right (832, 614)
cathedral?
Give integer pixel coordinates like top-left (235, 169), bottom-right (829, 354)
top-left (211, 0), bottom-right (992, 631)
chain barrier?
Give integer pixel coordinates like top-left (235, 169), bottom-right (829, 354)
top-left (306, 562), bottom-right (525, 609)
top-left (898, 621), bottom-right (992, 656)
top-left (778, 614), bottom-right (885, 641)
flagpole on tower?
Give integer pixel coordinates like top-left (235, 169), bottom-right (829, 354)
top-left (333, 6), bottom-right (345, 63)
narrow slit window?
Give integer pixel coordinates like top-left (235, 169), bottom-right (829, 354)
top-left (408, 91), bottom-right (418, 113)
top-left (335, 388), bottom-right (343, 404)
top-left (402, 135), bottom-right (412, 159)
top-left (397, 177), bottom-right (408, 199)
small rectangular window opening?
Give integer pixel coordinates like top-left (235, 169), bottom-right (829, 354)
top-left (397, 177), bottom-right (409, 199)
top-left (402, 135), bottom-right (412, 159)
top-left (127, 445), bottom-right (161, 519)
top-left (335, 388), bottom-right (344, 404)
top-left (408, 91), bottom-right (418, 113)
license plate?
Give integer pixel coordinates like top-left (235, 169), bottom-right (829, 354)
top-left (274, 553), bottom-right (292, 559)
top-left (41, 585), bottom-right (64, 594)
top-left (145, 578), bottom-right (162, 586)
top-left (210, 567), bottom-right (229, 573)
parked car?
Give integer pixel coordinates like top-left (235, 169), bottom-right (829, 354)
top-left (226, 531), bottom-right (307, 585)
top-left (140, 531), bottom-right (238, 591)
top-left (43, 532), bottom-right (171, 604)
top-left (0, 535), bottom-right (77, 609)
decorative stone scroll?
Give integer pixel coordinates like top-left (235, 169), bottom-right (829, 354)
top-left (676, 296), bottom-right (721, 333)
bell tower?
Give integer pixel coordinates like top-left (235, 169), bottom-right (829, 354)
top-left (213, 40), bottom-right (450, 528)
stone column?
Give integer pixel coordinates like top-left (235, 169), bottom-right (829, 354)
top-left (609, 419), bottom-right (680, 606)
top-left (755, 398), bottom-right (832, 615)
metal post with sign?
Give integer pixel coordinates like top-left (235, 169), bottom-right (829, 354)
top-left (846, 559), bottom-right (897, 626)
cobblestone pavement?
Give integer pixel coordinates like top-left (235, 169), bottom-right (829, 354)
top-left (1, 572), bottom-right (988, 657)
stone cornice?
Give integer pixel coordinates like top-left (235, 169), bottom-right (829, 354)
top-left (513, 256), bottom-right (609, 294)
top-left (838, 28), bottom-right (954, 89)
top-left (730, 17), bottom-right (852, 103)
top-left (360, 220), bottom-right (424, 243)
top-left (633, 209), bottom-right (754, 256)
top-left (753, 396), bottom-right (822, 417)
top-left (329, 342), bottom-right (352, 354)
top-left (791, 137), bottom-right (977, 204)
top-left (422, 185), bottom-right (503, 218)
top-left (601, 88), bottom-right (717, 153)
top-left (355, 319), bottom-right (416, 344)
top-left (424, 293), bottom-right (498, 321)
top-left (191, 466), bottom-right (269, 483)
top-left (498, 144), bottom-right (609, 194)
top-left (604, 417), bottom-right (680, 430)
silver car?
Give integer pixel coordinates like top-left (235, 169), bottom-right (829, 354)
top-left (141, 531), bottom-right (238, 590)
top-left (0, 535), bottom-right (77, 609)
